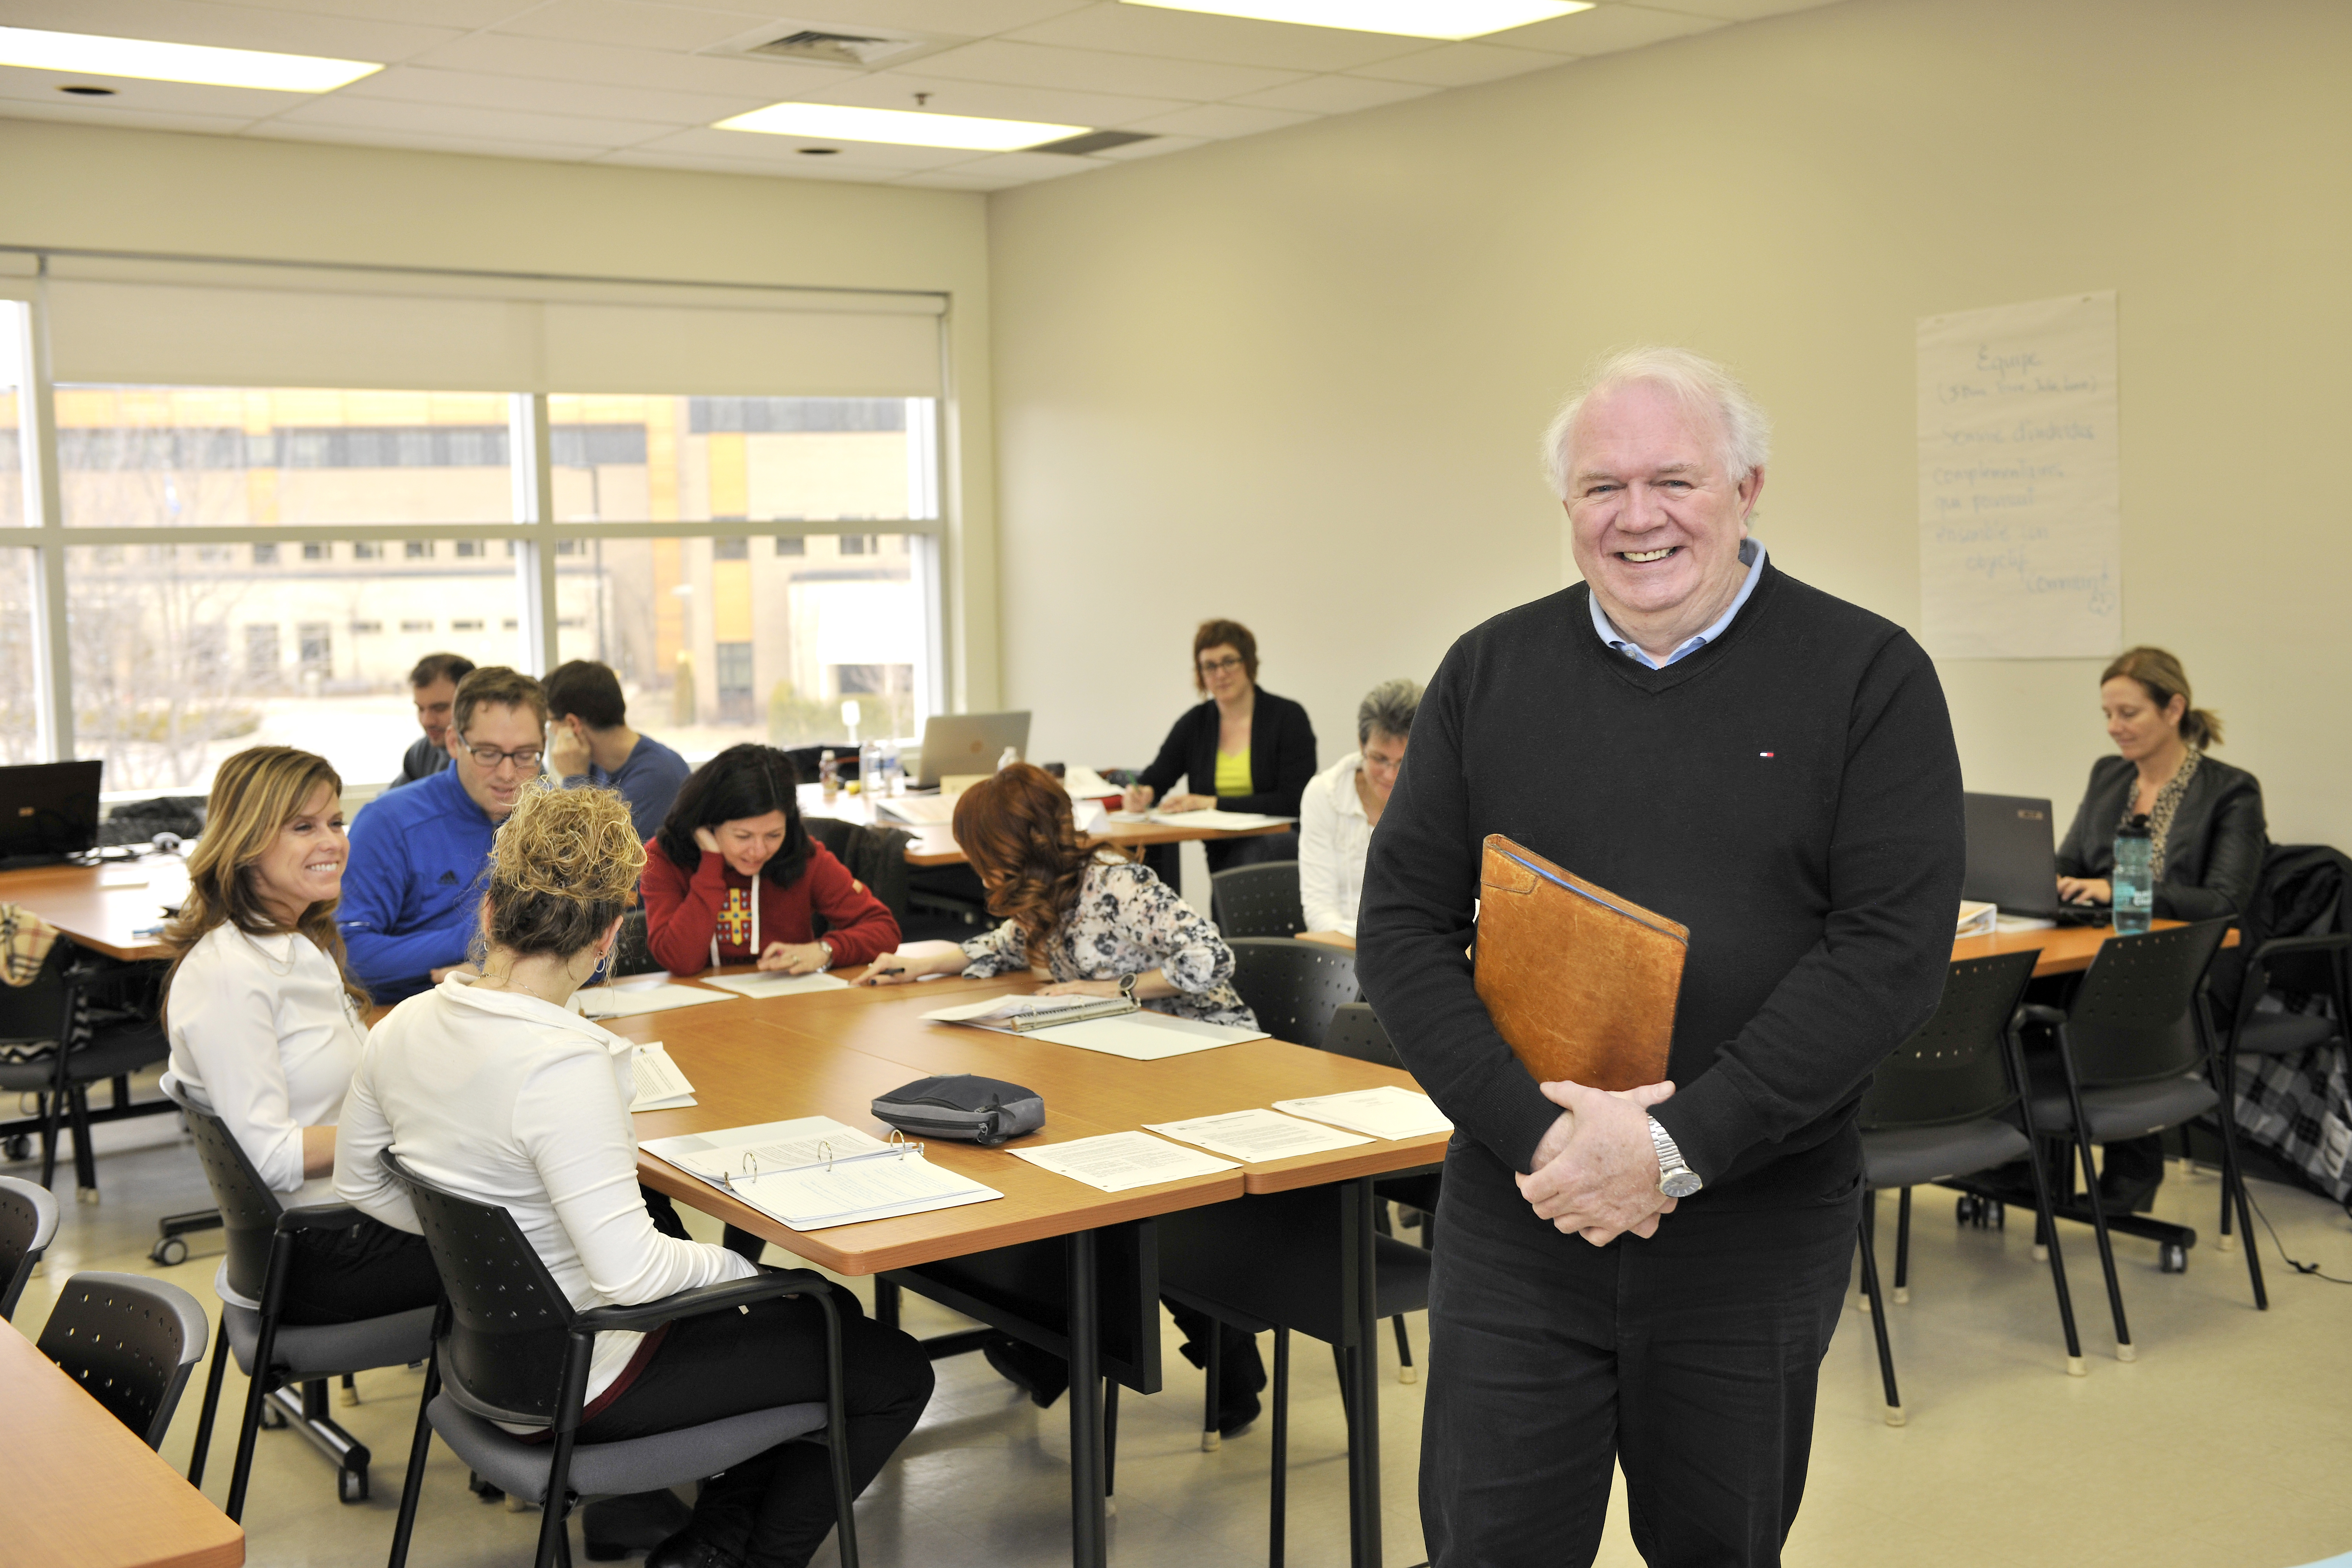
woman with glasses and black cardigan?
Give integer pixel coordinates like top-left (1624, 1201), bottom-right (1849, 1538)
top-left (1119, 618), bottom-right (1318, 872)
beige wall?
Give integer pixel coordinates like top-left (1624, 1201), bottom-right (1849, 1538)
top-left (988, 0), bottom-right (2352, 852)
top-left (0, 120), bottom-right (1004, 710)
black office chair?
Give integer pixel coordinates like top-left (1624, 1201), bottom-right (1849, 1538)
top-left (36, 1270), bottom-right (210, 1450)
top-left (0, 942), bottom-right (172, 1200)
top-left (379, 1150), bottom-right (860, 1568)
top-left (2021, 919), bottom-right (2264, 1362)
top-left (1228, 938), bottom-right (1359, 1049)
top-left (609, 907), bottom-right (660, 978)
top-left (1211, 862), bottom-right (1306, 940)
top-left (1852, 951), bottom-right (2082, 1424)
top-left (1320, 1003), bottom-right (1439, 1382)
top-left (170, 1086), bottom-right (435, 1516)
top-left (803, 816), bottom-right (914, 928)
top-left (0, 1171), bottom-right (61, 1320)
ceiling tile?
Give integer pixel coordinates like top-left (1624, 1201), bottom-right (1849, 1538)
top-left (1654, 0), bottom-right (1841, 18)
top-left (223, 0), bottom-right (537, 25)
top-left (594, 145), bottom-right (906, 180)
top-left (913, 38), bottom-right (1304, 100)
top-left (1351, 42), bottom-right (1566, 88)
top-left (271, 93), bottom-right (675, 148)
top-left (1007, 2), bottom-right (1431, 72)
top-left (893, 168), bottom-right (1025, 190)
top-left (340, 63), bottom-right (763, 124)
top-left (926, 148), bottom-right (1096, 182)
top-left (2, 0), bottom-right (465, 64)
top-left (252, 119), bottom-right (604, 159)
top-left (1228, 72), bottom-right (1433, 114)
top-left (677, 0), bottom-right (1092, 26)
top-left (486, 0), bottom-right (785, 53)
top-left (0, 96), bottom-right (259, 133)
top-left (791, 68), bottom-right (1188, 129)
top-left (1487, 4), bottom-right (1723, 55)
top-left (0, 61), bottom-right (305, 117)
top-left (407, 31), bottom-right (846, 97)
top-left (1090, 129), bottom-right (1204, 158)
top-left (1120, 100), bottom-right (1314, 139)
top-left (634, 123), bottom-right (970, 168)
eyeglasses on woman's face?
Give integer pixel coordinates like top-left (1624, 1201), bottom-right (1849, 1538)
top-left (1197, 654), bottom-right (1245, 676)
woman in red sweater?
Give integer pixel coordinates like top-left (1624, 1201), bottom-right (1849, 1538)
top-left (640, 744), bottom-right (900, 975)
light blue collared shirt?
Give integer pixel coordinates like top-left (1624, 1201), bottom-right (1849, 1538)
top-left (1589, 537), bottom-right (1768, 670)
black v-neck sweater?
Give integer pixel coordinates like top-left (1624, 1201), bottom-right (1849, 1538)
top-left (1357, 564), bottom-right (1965, 1206)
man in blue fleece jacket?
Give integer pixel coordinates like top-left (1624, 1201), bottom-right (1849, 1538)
top-left (341, 667), bottom-right (548, 1000)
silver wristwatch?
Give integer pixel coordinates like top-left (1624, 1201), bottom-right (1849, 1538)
top-left (1649, 1116), bottom-right (1702, 1199)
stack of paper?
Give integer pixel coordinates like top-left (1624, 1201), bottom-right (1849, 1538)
top-left (1143, 1108), bottom-right (1371, 1162)
top-left (699, 971), bottom-right (851, 1001)
top-left (877, 795), bottom-right (957, 826)
top-left (1957, 900), bottom-right (1999, 938)
top-left (577, 982), bottom-right (738, 1020)
top-left (1273, 1087), bottom-right (1454, 1141)
top-left (644, 1116), bottom-right (1002, 1231)
top-left (629, 1043), bottom-right (696, 1112)
top-left (1012, 1131), bottom-right (1238, 1192)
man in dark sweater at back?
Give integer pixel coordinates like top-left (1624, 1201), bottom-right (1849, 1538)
top-left (1358, 347), bottom-right (1964, 1567)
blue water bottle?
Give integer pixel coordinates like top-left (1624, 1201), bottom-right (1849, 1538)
top-left (2112, 814), bottom-right (2153, 934)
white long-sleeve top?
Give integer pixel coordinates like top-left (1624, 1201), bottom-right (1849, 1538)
top-left (334, 976), bottom-right (755, 1409)
top-left (162, 924), bottom-right (368, 1205)
top-left (1298, 752), bottom-right (1374, 938)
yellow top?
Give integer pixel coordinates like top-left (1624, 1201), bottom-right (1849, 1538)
top-left (1214, 748), bottom-right (1251, 798)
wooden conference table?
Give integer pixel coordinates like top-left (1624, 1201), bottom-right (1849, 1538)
top-left (0, 861), bottom-right (174, 962)
top-left (0, 1320), bottom-right (244, 1568)
top-left (614, 964), bottom-right (1440, 1568)
top-left (796, 782), bottom-right (1288, 868)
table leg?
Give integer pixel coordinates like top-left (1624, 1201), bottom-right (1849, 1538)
top-left (1345, 1178), bottom-right (1383, 1568)
top-left (1067, 1227), bottom-right (1105, 1568)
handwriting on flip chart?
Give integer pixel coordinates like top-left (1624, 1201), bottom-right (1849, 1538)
top-left (1917, 292), bottom-right (2121, 658)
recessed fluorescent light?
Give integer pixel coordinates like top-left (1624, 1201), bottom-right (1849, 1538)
top-left (714, 103), bottom-right (1087, 152)
top-left (1120, 0), bottom-right (1591, 40)
top-left (0, 26), bottom-right (381, 92)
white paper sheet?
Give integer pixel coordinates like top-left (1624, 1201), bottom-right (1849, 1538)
top-left (722, 1155), bottom-right (1000, 1230)
top-left (1273, 1087), bottom-right (1453, 1142)
top-left (576, 982), bottom-right (738, 1019)
top-left (698, 971), bottom-right (852, 1001)
top-left (1148, 808), bottom-right (1294, 831)
top-left (876, 796), bottom-right (956, 826)
top-left (629, 1043), bottom-right (696, 1112)
top-left (1060, 766), bottom-right (1117, 799)
top-left (1143, 1108), bottom-right (1372, 1162)
top-left (649, 1116), bottom-right (892, 1182)
top-left (1918, 291), bottom-right (2121, 659)
top-left (923, 993), bottom-right (1133, 1026)
top-left (1956, 900), bottom-right (1999, 939)
top-left (1012, 1131), bottom-right (1238, 1193)
top-left (1023, 1013), bottom-right (1266, 1060)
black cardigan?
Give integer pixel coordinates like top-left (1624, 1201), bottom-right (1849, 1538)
top-left (2055, 753), bottom-right (2267, 922)
top-left (1136, 690), bottom-right (1318, 817)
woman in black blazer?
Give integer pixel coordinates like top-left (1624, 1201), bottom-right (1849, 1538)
top-left (2053, 646), bottom-right (2267, 1211)
top-left (1123, 618), bottom-right (1318, 872)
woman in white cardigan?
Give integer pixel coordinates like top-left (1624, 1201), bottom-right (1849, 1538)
top-left (1298, 679), bottom-right (1421, 938)
top-left (160, 745), bottom-right (439, 1324)
top-left (336, 781), bottom-right (932, 1568)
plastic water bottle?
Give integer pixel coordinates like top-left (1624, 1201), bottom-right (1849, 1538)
top-left (998, 746), bottom-right (1020, 773)
top-left (817, 749), bottom-right (838, 802)
top-left (879, 737), bottom-right (901, 796)
top-left (858, 740), bottom-right (881, 798)
top-left (2112, 814), bottom-right (2153, 934)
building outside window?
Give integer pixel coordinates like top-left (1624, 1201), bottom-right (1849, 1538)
top-left (244, 624), bottom-right (279, 683)
top-left (297, 622), bottom-right (332, 674)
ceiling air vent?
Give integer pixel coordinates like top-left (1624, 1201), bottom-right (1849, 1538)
top-left (743, 29), bottom-right (925, 67)
top-left (1031, 130), bottom-right (1158, 156)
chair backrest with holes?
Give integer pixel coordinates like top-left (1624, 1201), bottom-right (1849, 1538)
top-left (1228, 937), bottom-right (1359, 1048)
top-left (0, 1173), bottom-right (61, 1321)
top-left (379, 1149), bottom-right (575, 1428)
top-left (1321, 1002), bottom-right (1403, 1070)
top-left (165, 1082), bottom-right (285, 1307)
top-left (2064, 919), bottom-right (2232, 1087)
top-left (35, 1270), bottom-right (209, 1449)
top-left (1858, 951), bottom-right (2037, 1130)
top-left (1210, 862), bottom-right (1306, 941)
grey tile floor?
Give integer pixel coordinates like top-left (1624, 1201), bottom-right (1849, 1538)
top-left (12, 1074), bottom-right (2352, 1568)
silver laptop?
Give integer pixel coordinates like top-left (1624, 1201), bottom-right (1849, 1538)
top-left (914, 711), bottom-right (1031, 789)
top-left (1962, 791), bottom-right (2105, 925)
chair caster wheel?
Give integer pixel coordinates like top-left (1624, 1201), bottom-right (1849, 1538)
top-left (2159, 1243), bottom-right (2188, 1274)
top-left (338, 1467), bottom-right (369, 1505)
top-left (150, 1236), bottom-right (188, 1267)
top-left (3, 1135), bottom-right (29, 1162)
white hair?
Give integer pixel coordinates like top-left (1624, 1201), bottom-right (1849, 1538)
top-left (1539, 345), bottom-right (1773, 501)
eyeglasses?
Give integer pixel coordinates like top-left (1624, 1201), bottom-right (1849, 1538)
top-left (1197, 655), bottom-right (1245, 675)
top-left (462, 743), bottom-right (543, 770)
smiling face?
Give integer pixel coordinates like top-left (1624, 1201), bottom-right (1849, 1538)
top-left (247, 782), bottom-right (347, 928)
top-left (1564, 379), bottom-right (1761, 645)
top-left (2101, 676), bottom-right (2186, 764)
top-left (448, 701), bottom-right (544, 820)
top-left (1360, 728), bottom-right (1409, 804)
top-left (714, 811), bottom-right (789, 878)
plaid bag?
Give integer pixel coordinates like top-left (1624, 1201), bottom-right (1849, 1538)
top-left (2233, 1019), bottom-right (2352, 1206)
top-left (0, 902), bottom-right (60, 989)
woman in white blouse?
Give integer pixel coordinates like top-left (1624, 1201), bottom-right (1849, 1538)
top-left (160, 745), bottom-right (439, 1325)
top-left (335, 782), bottom-right (931, 1568)
top-left (1298, 679), bottom-right (1420, 938)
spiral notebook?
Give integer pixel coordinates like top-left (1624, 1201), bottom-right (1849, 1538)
top-left (643, 1116), bottom-right (1002, 1231)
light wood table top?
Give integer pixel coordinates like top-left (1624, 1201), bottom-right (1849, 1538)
top-left (798, 784), bottom-right (1289, 868)
top-left (0, 862), bottom-right (173, 961)
top-left (0, 1322), bottom-right (243, 1568)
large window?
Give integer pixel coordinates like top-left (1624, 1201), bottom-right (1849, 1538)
top-left (0, 551), bottom-right (33, 764)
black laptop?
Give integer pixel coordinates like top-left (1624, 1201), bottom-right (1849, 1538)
top-left (0, 760), bottom-right (104, 870)
top-left (1962, 791), bottom-right (2108, 925)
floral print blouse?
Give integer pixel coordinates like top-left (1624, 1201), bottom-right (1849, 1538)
top-left (959, 859), bottom-right (1257, 1028)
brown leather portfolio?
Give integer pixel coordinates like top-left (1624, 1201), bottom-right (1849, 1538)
top-left (1473, 834), bottom-right (1688, 1092)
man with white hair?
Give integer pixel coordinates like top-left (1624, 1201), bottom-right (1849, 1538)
top-left (1358, 347), bottom-right (1964, 1565)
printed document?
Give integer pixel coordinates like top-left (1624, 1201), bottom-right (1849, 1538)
top-left (699, 971), bottom-right (851, 1001)
top-left (1143, 1108), bottom-right (1371, 1162)
top-left (1012, 1130), bottom-right (1238, 1193)
top-left (577, 982), bottom-right (737, 1020)
top-left (629, 1043), bottom-right (696, 1112)
top-left (1273, 1087), bottom-right (1454, 1141)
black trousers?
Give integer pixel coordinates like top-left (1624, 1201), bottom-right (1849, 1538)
top-left (1421, 1139), bottom-right (1857, 1568)
top-left (578, 1285), bottom-right (933, 1568)
top-left (279, 1213), bottom-right (441, 1326)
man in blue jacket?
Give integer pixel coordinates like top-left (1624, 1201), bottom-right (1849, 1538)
top-left (341, 666), bottom-right (547, 1001)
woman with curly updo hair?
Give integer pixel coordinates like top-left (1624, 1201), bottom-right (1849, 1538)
top-left (336, 782), bottom-right (932, 1568)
